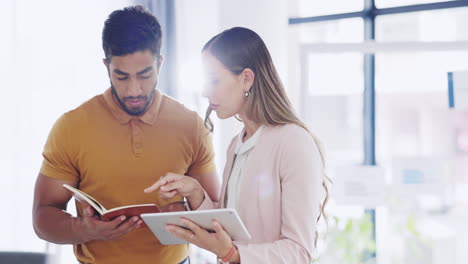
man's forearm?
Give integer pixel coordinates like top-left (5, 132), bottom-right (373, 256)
top-left (33, 206), bottom-right (88, 244)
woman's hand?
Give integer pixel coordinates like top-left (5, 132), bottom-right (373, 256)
top-left (144, 173), bottom-right (205, 210)
top-left (167, 218), bottom-right (236, 260)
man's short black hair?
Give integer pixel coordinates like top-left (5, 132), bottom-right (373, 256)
top-left (102, 5), bottom-right (162, 62)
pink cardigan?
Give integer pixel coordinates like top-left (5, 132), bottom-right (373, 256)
top-left (198, 124), bottom-right (325, 263)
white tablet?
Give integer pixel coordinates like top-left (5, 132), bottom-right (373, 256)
top-left (141, 208), bottom-right (251, 245)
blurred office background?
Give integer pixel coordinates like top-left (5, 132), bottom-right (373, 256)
top-left (1, 0), bottom-right (468, 263)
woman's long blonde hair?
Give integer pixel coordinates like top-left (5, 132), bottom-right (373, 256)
top-left (202, 27), bottom-right (331, 247)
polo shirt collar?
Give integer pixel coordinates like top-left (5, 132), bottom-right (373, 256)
top-left (103, 88), bottom-right (162, 126)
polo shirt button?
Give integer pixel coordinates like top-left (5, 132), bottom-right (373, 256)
top-left (135, 143), bottom-right (141, 148)
top-left (133, 130), bottom-right (139, 135)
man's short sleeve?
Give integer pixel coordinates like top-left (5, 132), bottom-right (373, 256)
top-left (40, 113), bottom-right (80, 181)
top-left (187, 115), bottom-right (216, 176)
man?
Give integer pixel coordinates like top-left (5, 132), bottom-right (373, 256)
top-left (32, 6), bottom-right (219, 264)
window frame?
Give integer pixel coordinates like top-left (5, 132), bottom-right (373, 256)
top-left (290, 0), bottom-right (468, 260)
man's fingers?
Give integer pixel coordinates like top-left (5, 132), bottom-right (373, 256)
top-left (115, 216), bottom-right (142, 232)
top-left (82, 206), bottom-right (94, 217)
top-left (103, 216), bottom-right (142, 240)
top-left (100, 215), bottom-right (128, 229)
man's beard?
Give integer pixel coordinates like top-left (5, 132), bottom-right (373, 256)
top-left (110, 82), bottom-right (157, 116)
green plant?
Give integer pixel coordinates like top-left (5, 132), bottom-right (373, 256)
top-left (315, 215), bottom-right (376, 264)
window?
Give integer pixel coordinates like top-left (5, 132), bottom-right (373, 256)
top-left (375, 50), bottom-right (468, 164)
top-left (304, 53), bottom-right (364, 165)
top-left (290, 1), bottom-right (468, 264)
top-left (291, 0), bottom-right (363, 17)
top-left (376, 0), bottom-right (457, 8)
top-left (293, 18), bottom-right (364, 43)
top-left (376, 7), bottom-right (468, 41)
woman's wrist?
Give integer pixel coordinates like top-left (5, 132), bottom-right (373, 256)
top-left (217, 244), bottom-right (238, 263)
top-left (186, 186), bottom-right (205, 210)
top-left (230, 247), bottom-right (240, 263)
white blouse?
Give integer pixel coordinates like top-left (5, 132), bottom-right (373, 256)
top-left (225, 125), bottom-right (264, 210)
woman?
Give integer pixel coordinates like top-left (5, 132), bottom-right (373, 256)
top-left (145, 27), bottom-right (329, 263)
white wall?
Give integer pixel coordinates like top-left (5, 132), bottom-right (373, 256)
top-left (0, 0), bottom-right (131, 260)
top-left (175, 0), bottom-right (290, 173)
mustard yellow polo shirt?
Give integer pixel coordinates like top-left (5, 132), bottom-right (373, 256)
top-left (40, 88), bottom-right (215, 264)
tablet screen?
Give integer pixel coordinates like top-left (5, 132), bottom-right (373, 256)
top-left (141, 208), bottom-right (251, 245)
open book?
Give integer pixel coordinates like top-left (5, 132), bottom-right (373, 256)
top-left (63, 184), bottom-right (160, 222)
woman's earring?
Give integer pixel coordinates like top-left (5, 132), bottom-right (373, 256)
top-left (244, 91), bottom-right (250, 98)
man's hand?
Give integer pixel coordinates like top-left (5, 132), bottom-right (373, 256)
top-left (76, 206), bottom-right (143, 242)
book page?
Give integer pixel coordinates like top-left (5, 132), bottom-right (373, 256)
top-left (63, 184), bottom-right (106, 215)
top-left (105, 204), bottom-right (159, 214)
top-left (102, 204), bottom-right (160, 222)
